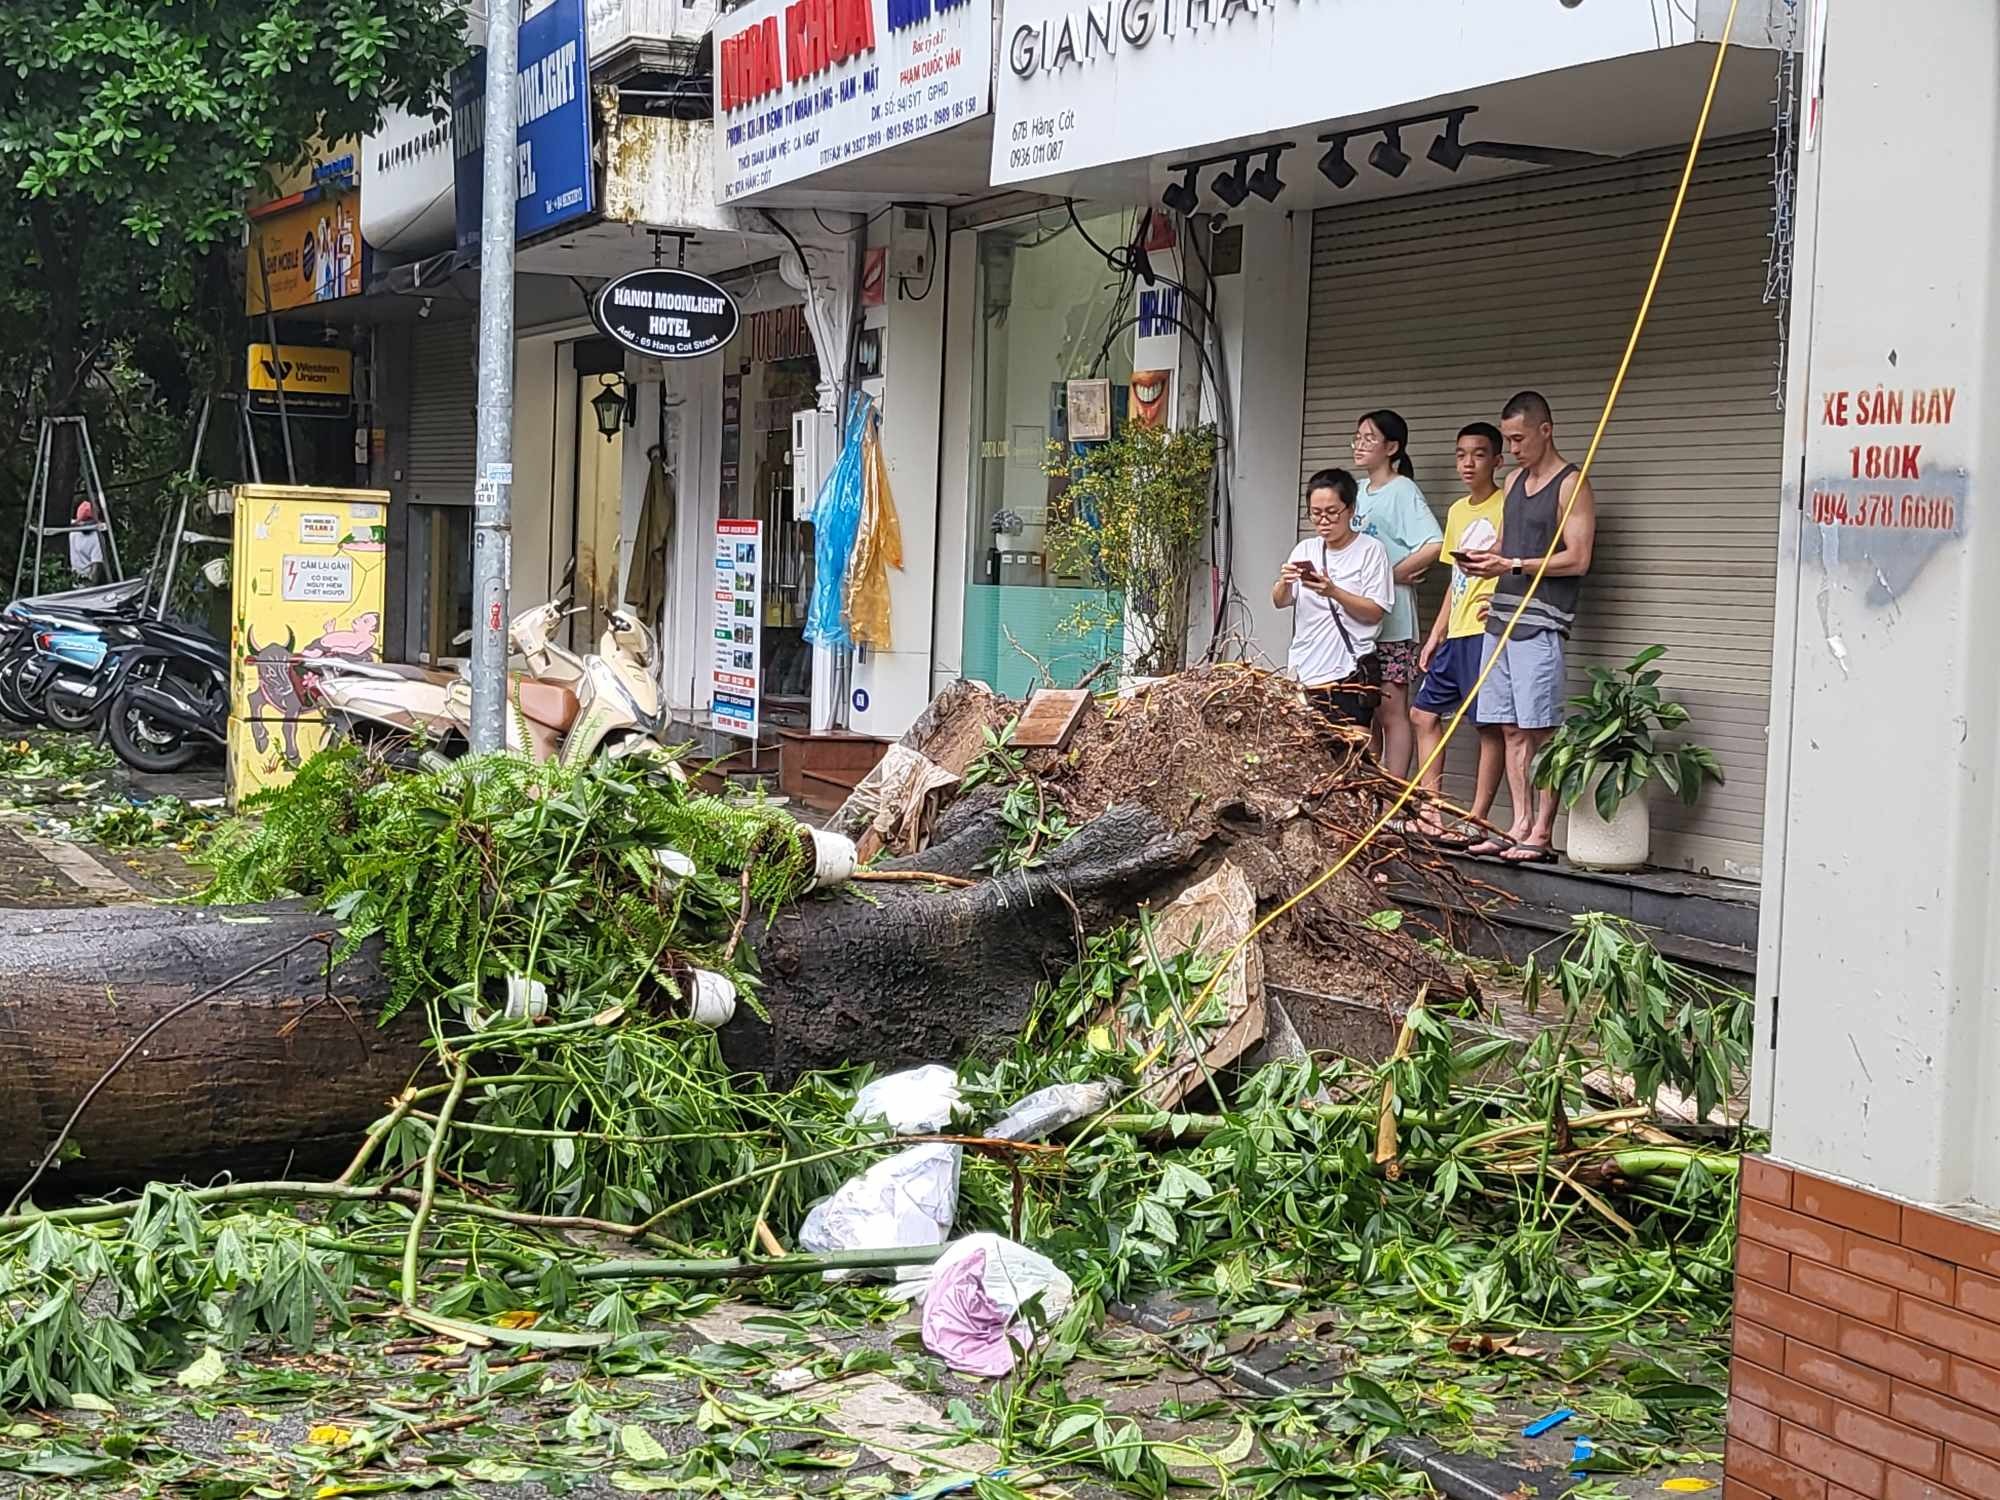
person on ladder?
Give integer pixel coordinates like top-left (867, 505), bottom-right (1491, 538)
top-left (69, 499), bottom-right (105, 585)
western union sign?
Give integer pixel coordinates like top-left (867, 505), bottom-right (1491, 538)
top-left (246, 344), bottom-right (353, 416)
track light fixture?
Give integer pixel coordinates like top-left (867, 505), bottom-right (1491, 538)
top-left (1161, 166), bottom-right (1200, 215)
top-left (1210, 154), bottom-right (1252, 208)
top-left (1369, 126), bottom-right (1409, 178)
top-left (1427, 109), bottom-right (1470, 172)
top-left (1246, 146), bottom-right (1287, 202)
top-left (1316, 136), bottom-right (1355, 189)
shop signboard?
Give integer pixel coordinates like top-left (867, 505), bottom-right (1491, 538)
top-left (245, 344), bottom-right (354, 417)
top-left (712, 0), bottom-right (992, 203)
top-left (452, 0), bottom-right (594, 255)
top-left (989, 0), bottom-right (1664, 186)
top-left (594, 269), bottom-right (741, 360)
top-left (362, 104), bottom-right (457, 255)
top-left (246, 146), bottom-right (364, 313)
top-left (712, 519), bottom-right (763, 739)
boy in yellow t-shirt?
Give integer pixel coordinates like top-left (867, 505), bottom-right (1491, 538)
top-left (1411, 423), bottom-right (1507, 842)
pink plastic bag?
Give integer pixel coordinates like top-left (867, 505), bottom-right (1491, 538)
top-left (919, 1249), bottom-right (1023, 1376)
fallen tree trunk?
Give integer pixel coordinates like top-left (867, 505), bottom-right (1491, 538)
top-left (0, 904), bottom-right (430, 1197)
top-left (1, 782), bottom-right (1461, 1195)
top-left (0, 806), bottom-right (1206, 1195)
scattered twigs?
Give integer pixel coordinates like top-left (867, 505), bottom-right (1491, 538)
top-left (339, 1089), bottom-right (419, 1186)
top-left (851, 869), bottom-right (977, 888)
top-left (400, 1059), bottom-right (469, 1308)
top-left (723, 864), bottom-right (754, 963)
top-left (2, 930), bottom-right (335, 1217)
top-left (1374, 986), bottom-right (1428, 1174)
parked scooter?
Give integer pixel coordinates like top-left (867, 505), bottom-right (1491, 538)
top-left (310, 599), bottom-right (670, 767)
top-left (0, 577), bottom-right (153, 725)
top-left (71, 617), bottom-right (230, 773)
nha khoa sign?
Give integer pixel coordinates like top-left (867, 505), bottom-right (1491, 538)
top-left (593, 270), bottom-right (741, 361)
top-left (990, 0), bottom-right (1666, 185)
top-left (711, 0), bottom-right (990, 202)
top-left (451, 0), bottom-right (594, 254)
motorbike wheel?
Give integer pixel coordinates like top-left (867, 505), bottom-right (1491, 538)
top-left (44, 689), bottom-right (98, 732)
top-left (105, 689), bottom-right (198, 774)
top-left (0, 657), bottom-right (39, 725)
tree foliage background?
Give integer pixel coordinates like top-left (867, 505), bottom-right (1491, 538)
top-left (0, 0), bottom-right (464, 585)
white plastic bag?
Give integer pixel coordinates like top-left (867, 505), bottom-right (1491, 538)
top-left (899, 1233), bottom-right (1076, 1374)
top-left (852, 1065), bottom-right (962, 1134)
top-left (985, 1080), bottom-right (1119, 1143)
top-left (798, 1144), bottom-right (961, 1277)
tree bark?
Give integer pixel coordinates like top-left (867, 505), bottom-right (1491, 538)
top-left (0, 904), bottom-right (431, 1197)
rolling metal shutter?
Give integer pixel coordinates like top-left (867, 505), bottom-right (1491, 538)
top-left (1299, 136), bottom-right (1781, 881)
top-left (406, 321), bottom-right (477, 506)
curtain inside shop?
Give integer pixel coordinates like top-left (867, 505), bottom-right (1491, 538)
top-left (964, 207), bottom-right (1135, 697)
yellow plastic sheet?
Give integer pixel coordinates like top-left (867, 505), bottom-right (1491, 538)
top-left (844, 409), bottom-right (903, 649)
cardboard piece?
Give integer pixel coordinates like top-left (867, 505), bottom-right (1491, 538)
top-left (1098, 862), bottom-right (1265, 1109)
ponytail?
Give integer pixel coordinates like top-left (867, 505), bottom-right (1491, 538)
top-left (1360, 408), bottom-right (1414, 479)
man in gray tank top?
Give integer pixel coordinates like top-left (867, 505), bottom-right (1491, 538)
top-left (1458, 391), bottom-right (1597, 863)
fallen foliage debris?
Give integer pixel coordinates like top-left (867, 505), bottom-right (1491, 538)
top-left (0, 680), bottom-right (1753, 1498)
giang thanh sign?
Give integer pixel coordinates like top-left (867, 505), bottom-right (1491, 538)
top-left (711, 0), bottom-right (992, 202)
top-left (593, 269), bottom-right (741, 360)
top-left (990, 0), bottom-right (1665, 185)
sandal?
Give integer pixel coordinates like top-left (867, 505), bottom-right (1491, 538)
top-left (1500, 842), bottom-right (1556, 864)
top-left (1464, 838), bottom-right (1514, 858)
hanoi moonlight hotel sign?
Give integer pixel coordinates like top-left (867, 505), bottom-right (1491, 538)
top-left (712, 0), bottom-right (992, 202)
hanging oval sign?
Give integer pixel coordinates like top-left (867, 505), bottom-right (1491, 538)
top-left (593, 268), bottom-right (740, 361)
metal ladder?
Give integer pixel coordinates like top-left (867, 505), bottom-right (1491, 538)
top-left (12, 414), bottom-right (121, 599)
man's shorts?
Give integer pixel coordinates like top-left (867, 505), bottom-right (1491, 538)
top-left (1412, 636), bottom-right (1486, 718)
top-left (1476, 631), bottom-right (1568, 730)
top-left (1376, 638), bottom-right (1420, 687)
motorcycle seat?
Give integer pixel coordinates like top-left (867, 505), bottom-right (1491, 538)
top-left (513, 678), bottom-right (580, 732)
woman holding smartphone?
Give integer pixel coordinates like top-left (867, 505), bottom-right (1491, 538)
top-left (1275, 468), bottom-right (1394, 729)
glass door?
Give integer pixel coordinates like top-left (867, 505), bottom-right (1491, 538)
top-left (964, 207), bottom-right (1135, 697)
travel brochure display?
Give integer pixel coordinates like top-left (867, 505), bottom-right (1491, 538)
top-left (712, 518), bottom-right (762, 738)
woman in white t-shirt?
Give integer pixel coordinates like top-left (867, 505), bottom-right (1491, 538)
top-left (1273, 468), bottom-right (1395, 729)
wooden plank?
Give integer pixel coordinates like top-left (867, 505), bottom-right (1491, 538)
top-left (1012, 688), bottom-right (1092, 749)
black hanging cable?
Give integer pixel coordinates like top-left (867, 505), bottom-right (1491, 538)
top-left (1065, 199), bottom-right (1216, 322)
top-left (898, 221), bottom-right (939, 302)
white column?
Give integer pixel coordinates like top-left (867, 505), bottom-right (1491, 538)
top-left (1213, 211), bottom-right (1311, 670)
top-left (849, 206), bottom-right (947, 740)
top-left (1761, 0), bottom-right (2000, 1209)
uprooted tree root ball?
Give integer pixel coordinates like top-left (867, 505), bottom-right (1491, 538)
top-left (850, 666), bottom-right (1503, 1031)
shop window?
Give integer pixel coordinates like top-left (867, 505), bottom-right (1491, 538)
top-left (964, 207), bottom-right (1135, 698)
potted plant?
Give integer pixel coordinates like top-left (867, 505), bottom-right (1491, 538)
top-left (1530, 645), bottom-right (1724, 871)
top-left (1043, 422), bottom-right (1216, 677)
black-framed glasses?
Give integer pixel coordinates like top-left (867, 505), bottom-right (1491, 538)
top-left (1308, 507), bottom-right (1346, 521)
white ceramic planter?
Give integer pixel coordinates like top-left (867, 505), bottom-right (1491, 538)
top-left (1564, 777), bottom-right (1651, 871)
top-left (804, 828), bottom-right (858, 891)
top-left (687, 968), bottom-right (738, 1028)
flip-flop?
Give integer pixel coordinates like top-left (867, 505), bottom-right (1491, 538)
top-left (1465, 838), bottom-right (1513, 858)
top-left (1500, 843), bottom-right (1556, 864)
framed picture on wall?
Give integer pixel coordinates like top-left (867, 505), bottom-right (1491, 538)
top-left (1065, 379), bottom-right (1111, 441)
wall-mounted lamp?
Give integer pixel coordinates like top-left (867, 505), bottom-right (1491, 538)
top-left (590, 375), bottom-right (632, 440)
top-left (1161, 143), bottom-right (1296, 215)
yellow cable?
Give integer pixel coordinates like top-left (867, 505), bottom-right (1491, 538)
top-left (1198, 0), bottom-right (1744, 1003)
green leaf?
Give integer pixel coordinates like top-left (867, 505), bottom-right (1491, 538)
top-left (175, 1346), bottom-right (226, 1389)
top-left (619, 1424), bottom-right (670, 1465)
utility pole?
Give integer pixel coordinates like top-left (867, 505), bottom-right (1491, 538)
top-left (469, 0), bottom-right (520, 754)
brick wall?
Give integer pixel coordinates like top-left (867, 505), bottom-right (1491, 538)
top-left (1726, 1157), bottom-right (2000, 1500)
